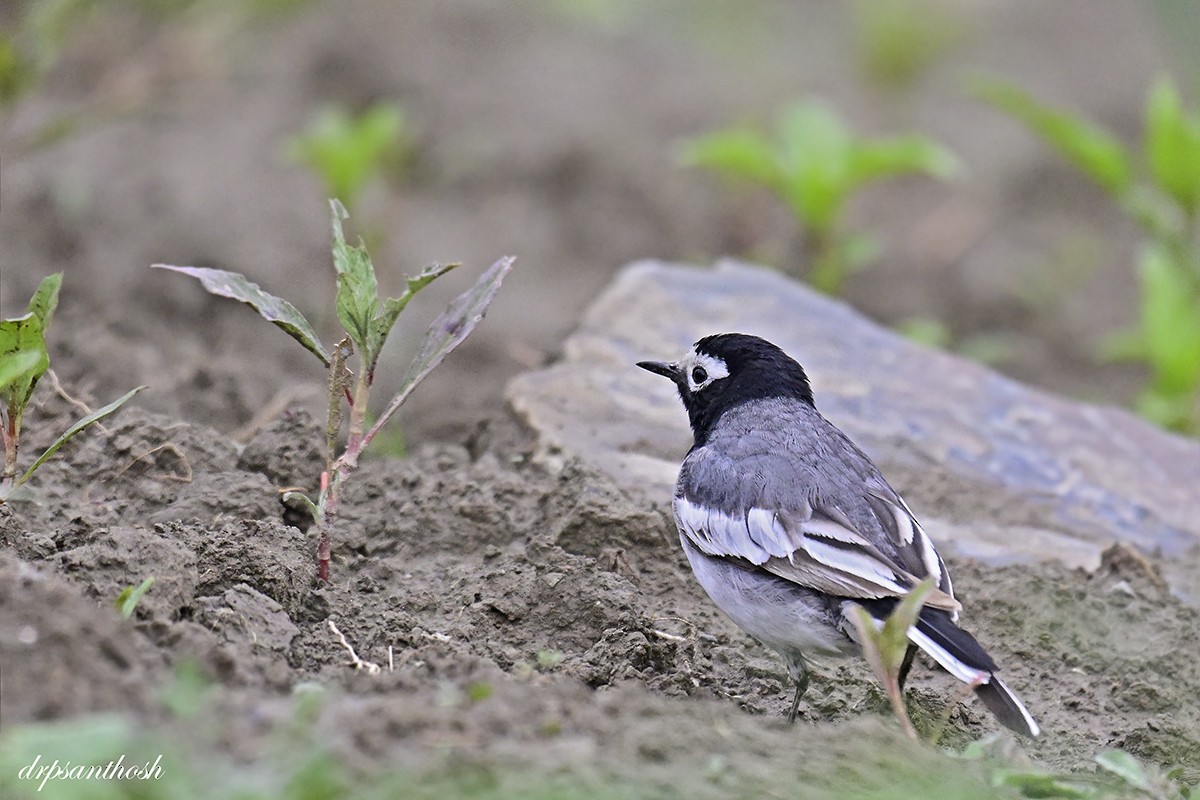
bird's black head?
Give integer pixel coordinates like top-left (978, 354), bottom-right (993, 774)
top-left (637, 333), bottom-right (814, 445)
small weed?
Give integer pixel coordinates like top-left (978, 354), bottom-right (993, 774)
top-left (679, 99), bottom-right (959, 294)
top-left (848, 579), bottom-right (935, 740)
top-left (899, 317), bottom-right (1019, 366)
top-left (155, 201), bottom-right (513, 581)
top-left (975, 75), bottom-right (1200, 434)
top-left (466, 682), bottom-right (494, 703)
top-left (115, 577), bottom-right (155, 619)
top-left (535, 649), bottom-right (565, 670)
top-left (0, 273), bottom-right (143, 503)
top-left (851, 0), bottom-right (967, 93)
top-left (284, 102), bottom-right (412, 213)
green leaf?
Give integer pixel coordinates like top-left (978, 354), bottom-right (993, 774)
top-left (849, 134), bottom-right (961, 187)
top-left (1094, 749), bottom-right (1152, 791)
top-left (1145, 75), bottom-right (1200, 218)
top-left (853, 0), bottom-right (966, 92)
top-left (0, 315), bottom-right (50, 415)
top-left (366, 262), bottom-right (459, 374)
top-left (677, 128), bottom-right (778, 186)
top-left (776, 102), bottom-right (854, 232)
top-left (994, 770), bottom-right (1092, 799)
top-left (361, 256), bottom-right (515, 453)
top-left (26, 272), bottom-right (62, 331)
top-left (0, 349), bottom-right (42, 391)
top-left (898, 316), bottom-right (952, 349)
top-left (329, 199), bottom-right (379, 359)
top-left (15, 386), bottom-right (145, 488)
top-left (282, 490), bottom-right (321, 524)
top-left (1139, 244), bottom-right (1200, 394)
top-left (115, 577), bottom-right (155, 619)
top-left (152, 265), bottom-right (331, 366)
top-left (160, 660), bottom-right (213, 719)
top-left (284, 102), bottom-right (408, 209)
top-left (880, 579), bottom-right (936, 672)
top-left (0, 273), bottom-right (60, 414)
top-left (973, 78), bottom-right (1132, 196)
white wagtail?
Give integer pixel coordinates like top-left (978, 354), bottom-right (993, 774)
top-left (637, 333), bottom-right (1039, 737)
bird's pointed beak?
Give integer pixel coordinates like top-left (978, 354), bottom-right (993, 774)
top-left (636, 360), bottom-right (681, 382)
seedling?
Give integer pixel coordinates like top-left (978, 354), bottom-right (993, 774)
top-left (852, 0), bottom-right (966, 93)
top-left (976, 76), bottom-right (1200, 434)
top-left (0, 273), bottom-right (143, 503)
top-left (848, 579), bottom-right (936, 740)
top-left (155, 201), bottom-right (514, 582)
top-left (116, 577), bottom-right (155, 619)
top-left (283, 102), bottom-right (411, 213)
top-left (679, 100), bottom-right (959, 294)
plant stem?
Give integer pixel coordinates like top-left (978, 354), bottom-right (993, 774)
top-left (315, 470), bottom-right (334, 583)
top-left (885, 675), bottom-right (919, 741)
top-left (1, 410), bottom-right (18, 485)
top-left (316, 358), bottom-right (369, 584)
top-left (345, 366), bottom-right (371, 457)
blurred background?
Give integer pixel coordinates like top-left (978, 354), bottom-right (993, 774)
top-left (3, 0), bottom-right (1199, 443)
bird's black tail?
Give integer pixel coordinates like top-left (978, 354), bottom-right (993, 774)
top-left (911, 608), bottom-right (1039, 738)
top-left (857, 600), bottom-right (1039, 738)
top-left (974, 674), bottom-right (1040, 738)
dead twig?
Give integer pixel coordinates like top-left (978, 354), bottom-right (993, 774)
top-left (328, 619), bottom-right (383, 674)
top-left (112, 443), bottom-right (193, 483)
top-left (231, 384), bottom-right (319, 444)
top-left (45, 369), bottom-right (107, 433)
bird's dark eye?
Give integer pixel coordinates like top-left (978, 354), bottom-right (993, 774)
top-left (691, 366), bottom-right (708, 384)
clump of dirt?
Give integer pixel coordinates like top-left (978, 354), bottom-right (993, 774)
top-left (2, 402), bottom-right (1199, 790)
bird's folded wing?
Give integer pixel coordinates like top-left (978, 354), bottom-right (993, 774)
top-left (860, 477), bottom-right (954, 599)
top-left (674, 494), bottom-right (960, 612)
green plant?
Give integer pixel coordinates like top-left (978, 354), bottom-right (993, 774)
top-left (283, 102), bottom-right (411, 212)
top-left (155, 201), bottom-right (513, 582)
top-left (679, 100), bottom-right (959, 294)
top-left (0, 273), bottom-right (143, 502)
top-left (898, 317), bottom-right (1019, 366)
top-left (848, 580), bottom-right (935, 740)
top-left (975, 76), bottom-right (1200, 434)
top-left (959, 736), bottom-right (1191, 800)
top-left (851, 0), bottom-right (967, 93)
top-left (116, 577), bottom-right (155, 619)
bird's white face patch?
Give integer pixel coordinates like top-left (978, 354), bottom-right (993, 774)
top-left (681, 350), bottom-right (729, 393)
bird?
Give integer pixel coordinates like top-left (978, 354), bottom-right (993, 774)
top-left (636, 332), bottom-right (1039, 738)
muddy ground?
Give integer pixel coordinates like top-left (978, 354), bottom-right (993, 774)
top-left (2, 0), bottom-right (1200, 796)
top-left (2, 395), bottom-right (1198, 795)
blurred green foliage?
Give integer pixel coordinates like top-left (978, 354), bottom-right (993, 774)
top-left (851, 0), bottom-right (967, 92)
top-left (0, 0), bottom-right (98, 109)
top-left (0, 705), bottom-right (1190, 800)
top-left (283, 103), bottom-right (412, 212)
top-left (976, 76), bottom-right (1200, 435)
top-left (679, 100), bottom-right (959, 294)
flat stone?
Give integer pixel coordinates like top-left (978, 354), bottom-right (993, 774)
top-left (506, 260), bottom-right (1200, 598)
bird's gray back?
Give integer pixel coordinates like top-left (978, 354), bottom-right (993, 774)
top-left (678, 397), bottom-right (907, 566)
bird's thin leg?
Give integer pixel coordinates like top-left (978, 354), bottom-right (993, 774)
top-left (787, 662), bottom-right (811, 725)
top-left (897, 644), bottom-right (917, 693)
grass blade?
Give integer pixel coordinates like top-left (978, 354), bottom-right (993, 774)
top-left (116, 577), bottom-right (155, 619)
top-left (16, 386), bottom-right (145, 488)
